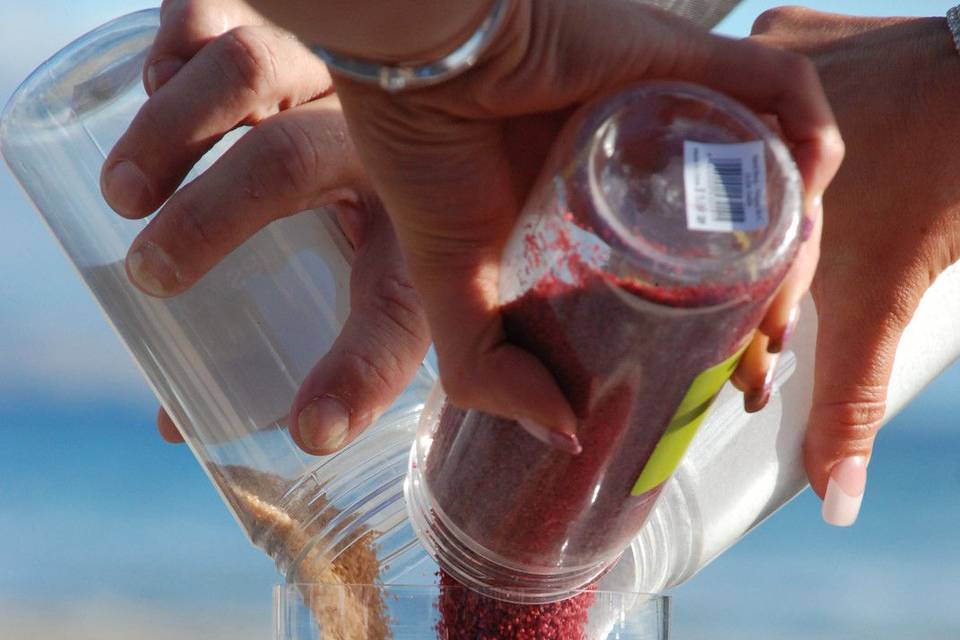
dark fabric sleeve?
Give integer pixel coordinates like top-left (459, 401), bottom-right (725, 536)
top-left (640, 0), bottom-right (743, 29)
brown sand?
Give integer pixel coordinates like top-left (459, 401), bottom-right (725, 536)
top-left (210, 464), bottom-right (390, 640)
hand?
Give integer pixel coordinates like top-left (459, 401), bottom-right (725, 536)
top-left (322, 0), bottom-right (843, 447)
top-left (101, 0), bottom-right (430, 453)
top-left (751, 8), bottom-right (960, 524)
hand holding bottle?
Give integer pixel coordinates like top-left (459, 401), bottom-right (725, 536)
top-left (100, 1), bottom-right (431, 454)
top-left (751, 7), bottom-right (960, 525)
top-left (107, 0), bottom-right (843, 458)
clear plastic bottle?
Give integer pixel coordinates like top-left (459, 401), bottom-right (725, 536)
top-left (0, 8), bottom-right (436, 589)
top-left (0, 12), bottom-right (651, 637)
top-left (635, 261), bottom-right (960, 593)
top-left (406, 82), bottom-right (803, 602)
top-left (7, 10), bottom-right (960, 635)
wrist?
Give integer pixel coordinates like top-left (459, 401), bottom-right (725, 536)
top-left (309, 0), bottom-right (517, 91)
top-left (248, 0), bottom-right (498, 64)
top-left (912, 18), bottom-right (960, 137)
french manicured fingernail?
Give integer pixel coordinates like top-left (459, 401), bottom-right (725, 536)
top-left (298, 396), bottom-right (350, 452)
top-left (822, 456), bottom-right (867, 527)
top-left (101, 160), bottom-right (152, 216)
top-left (126, 241), bottom-right (181, 297)
top-left (146, 57), bottom-right (184, 94)
top-left (768, 306), bottom-right (800, 354)
top-left (518, 418), bottom-right (583, 455)
top-left (744, 355), bottom-right (777, 413)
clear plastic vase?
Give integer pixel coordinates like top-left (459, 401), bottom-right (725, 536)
top-left (274, 583), bottom-right (669, 640)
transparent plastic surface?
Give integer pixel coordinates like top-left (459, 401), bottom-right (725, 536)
top-left (637, 259), bottom-right (960, 592)
top-left (407, 83), bottom-right (802, 601)
top-left (274, 583), bottom-right (669, 640)
top-left (0, 9), bottom-right (434, 584)
top-left (8, 10), bottom-right (960, 621)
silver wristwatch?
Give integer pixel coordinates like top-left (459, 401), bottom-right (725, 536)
top-left (310, 0), bottom-right (510, 92)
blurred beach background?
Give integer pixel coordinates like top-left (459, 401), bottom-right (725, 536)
top-left (1, 0), bottom-right (958, 638)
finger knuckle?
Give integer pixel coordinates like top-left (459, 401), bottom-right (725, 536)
top-left (368, 275), bottom-right (427, 344)
top-left (341, 346), bottom-right (405, 398)
top-left (159, 0), bottom-right (231, 46)
top-left (167, 196), bottom-right (217, 255)
top-left (751, 6), bottom-right (806, 35)
top-left (214, 26), bottom-right (281, 102)
top-left (884, 285), bottom-right (920, 332)
top-left (822, 126), bottom-right (846, 166)
top-left (817, 386), bottom-right (888, 444)
top-left (750, 8), bottom-right (786, 35)
top-left (254, 118), bottom-right (323, 197)
top-left (441, 372), bottom-right (482, 409)
top-left (780, 51), bottom-right (817, 86)
top-left (438, 357), bottom-right (488, 409)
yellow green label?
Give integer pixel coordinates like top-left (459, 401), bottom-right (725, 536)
top-left (631, 343), bottom-right (748, 496)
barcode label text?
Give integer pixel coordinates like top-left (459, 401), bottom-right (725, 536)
top-left (683, 140), bottom-right (768, 232)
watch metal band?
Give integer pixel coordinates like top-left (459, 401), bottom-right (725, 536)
top-left (310, 0), bottom-right (510, 92)
top-left (948, 5), bottom-right (960, 55)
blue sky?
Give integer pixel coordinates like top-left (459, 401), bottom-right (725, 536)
top-left (1, 1), bottom-right (959, 639)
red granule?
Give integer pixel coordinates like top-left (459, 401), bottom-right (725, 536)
top-left (425, 237), bottom-right (782, 571)
top-left (437, 570), bottom-right (596, 640)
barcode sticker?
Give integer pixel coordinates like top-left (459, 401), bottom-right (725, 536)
top-left (683, 140), bottom-right (767, 232)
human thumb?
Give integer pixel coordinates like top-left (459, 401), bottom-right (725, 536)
top-left (804, 293), bottom-right (910, 527)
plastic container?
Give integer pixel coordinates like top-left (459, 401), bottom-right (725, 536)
top-left (6, 10), bottom-right (960, 634)
top-left (0, 7), bottom-right (437, 586)
top-left (634, 260), bottom-right (960, 593)
top-left (0, 12), bottom-right (650, 632)
top-left (406, 82), bottom-right (802, 602)
top-left (274, 583), bottom-right (669, 640)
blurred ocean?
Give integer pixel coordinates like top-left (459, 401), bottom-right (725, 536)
top-left (3, 368), bottom-right (959, 639)
top-left (1, 0), bottom-right (959, 638)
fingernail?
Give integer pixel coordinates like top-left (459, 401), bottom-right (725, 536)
top-left (146, 57), bottom-right (184, 94)
top-left (822, 456), bottom-right (867, 527)
top-left (518, 418), bottom-right (582, 455)
top-left (744, 382), bottom-right (771, 413)
top-left (298, 396), bottom-right (351, 452)
top-left (800, 195), bottom-right (821, 242)
top-left (334, 201), bottom-right (366, 249)
top-left (744, 355), bottom-right (777, 413)
top-left (102, 160), bottom-right (152, 216)
top-left (127, 241), bottom-right (181, 297)
top-left (768, 306), bottom-right (800, 354)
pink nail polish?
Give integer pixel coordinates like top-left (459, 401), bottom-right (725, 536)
top-left (518, 418), bottom-right (582, 455)
top-left (744, 354), bottom-right (778, 413)
top-left (822, 456), bottom-right (867, 527)
top-left (768, 306), bottom-right (800, 354)
top-left (800, 195), bottom-right (822, 242)
top-left (743, 385), bottom-right (770, 413)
